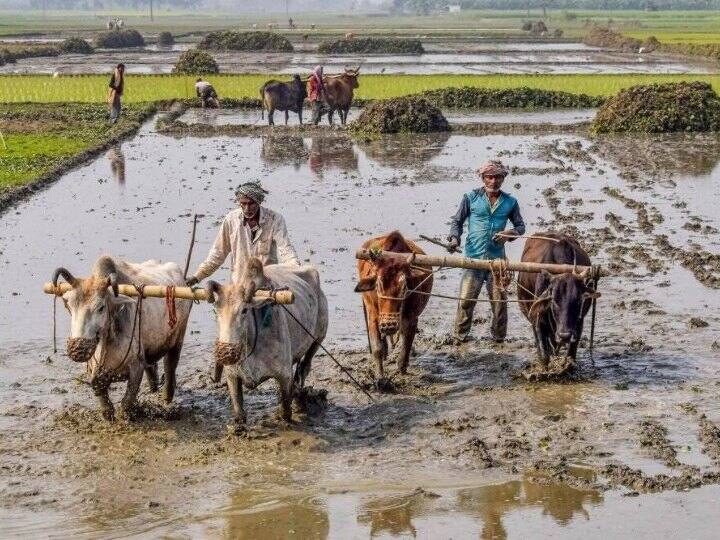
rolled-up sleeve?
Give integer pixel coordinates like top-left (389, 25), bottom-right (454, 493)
top-left (273, 215), bottom-right (300, 265)
top-left (509, 201), bottom-right (526, 236)
top-left (449, 194), bottom-right (470, 241)
top-left (194, 216), bottom-right (232, 281)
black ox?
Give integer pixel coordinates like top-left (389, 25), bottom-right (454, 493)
top-left (517, 232), bottom-right (601, 367)
top-left (260, 74), bottom-right (307, 126)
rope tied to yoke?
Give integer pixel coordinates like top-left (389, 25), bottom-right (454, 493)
top-left (165, 285), bottom-right (178, 330)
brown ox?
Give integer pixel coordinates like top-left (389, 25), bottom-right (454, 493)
top-left (308, 67), bottom-right (360, 126)
top-left (517, 232), bottom-right (601, 368)
top-left (354, 231), bottom-right (433, 387)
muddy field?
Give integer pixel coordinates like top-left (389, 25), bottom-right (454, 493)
top-left (1, 113), bottom-right (720, 537)
top-left (0, 41), bottom-right (714, 75)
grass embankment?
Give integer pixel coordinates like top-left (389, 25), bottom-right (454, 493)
top-left (3, 73), bottom-right (720, 103)
top-left (0, 102), bottom-right (153, 193)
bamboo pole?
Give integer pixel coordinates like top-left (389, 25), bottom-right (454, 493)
top-left (355, 249), bottom-right (606, 277)
top-left (43, 283), bottom-right (294, 304)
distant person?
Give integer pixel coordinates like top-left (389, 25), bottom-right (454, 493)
top-left (195, 77), bottom-right (220, 108)
top-left (107, 63), bottom-right (125, 125)
top-left (308, 65), bottom-right (327, 125)
top-left (288, 17), bottom-right (295, 29)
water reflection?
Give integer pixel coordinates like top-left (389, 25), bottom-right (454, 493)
top-left (107, 145), bottom-right (126, 185)
top-left (223, 490), bottom-right (329, 539)
top-left (457, 479), bottom-right (603, 539)
top-left (261, 133), bottom-right (309, 170)
top-left (308, 136), bottom-right (359, 178)
top-left (357, 490), bottom-right (428, 537)
top-left (356, 132), bottom-right (450, 168)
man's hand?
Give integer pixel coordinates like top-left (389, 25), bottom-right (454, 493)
top-left (493, 231), bottom-right (519, 244)
top-left (446, 236), bottom-right (460, 253)
top-left (185, 276), bottom-right (199, 287)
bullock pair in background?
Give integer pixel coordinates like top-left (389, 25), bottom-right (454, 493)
top-left (52, 255), bottom-right (327, 428)
top-left (260, 67), bottom-right (360, 126)
top-left (355, 231), bottom-right (600, 384)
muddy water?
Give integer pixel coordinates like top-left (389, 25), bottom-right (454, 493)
top-left (1, 117), bottom-right (720, 537)
top-left (1, 45), bottom-right (714, 75)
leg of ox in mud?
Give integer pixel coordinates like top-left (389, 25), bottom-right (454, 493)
top-left (120, 359), bottom-right (145, 418)
top-left (327, 108), bottom-right (335, 125)
top-left (294, 341), bottom-right (320, 391)
top-left (311, 102), bottom-right (322, 126)
top-left (144, 364), bottom-right (159, 392)
top-left (284, 110), bottom-right (289, 125)
top-left (225, 368), bottom-right (246, 430)
top-left (92, 380), bottom-right (114, 421)
top-left (367, 311), bottom-right (392, 391)
top-left (212, 362), bottom-right (224, 384)
top-left (163, 344), bottom-right (181, 403)
top-left (268, 108), bottom-right (275, 126)
top-left (277, 377), bottom-right (293, 423)
top-left (398, 317), bottom-right (418, 375)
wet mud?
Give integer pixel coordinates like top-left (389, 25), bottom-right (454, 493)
top-left (1, 114), bottom-right (720, 536)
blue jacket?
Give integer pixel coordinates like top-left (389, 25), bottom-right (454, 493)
top-left (449, 188), bottom-right (525, 260)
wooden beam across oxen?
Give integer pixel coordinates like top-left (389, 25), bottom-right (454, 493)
top-left (43, 283), bottom-right (295, 304)
top-left (355, 249), bottom-right (606, 278)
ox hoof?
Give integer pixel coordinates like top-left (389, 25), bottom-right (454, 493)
top-left (375, 377), bottom-right (396, 394)
top-left (226, 418), bottom-right (248, 436)
top-left (101, 408), bottom-right (115, 422)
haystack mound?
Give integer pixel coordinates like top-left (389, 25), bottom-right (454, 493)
top-left (198, 31), bottom-right (293, 52)
top-left (592, 82), bottom-right (720, 133)
top-left (318, 37), bottom-right (424, 54)
top-left (416, 86), bottom-right (604, 109)
top-left (583, 27), bottom-right (641, 52)
top-left (350, 97), bottom-right (449, 135)
top-left (94, 29), bottom-right (145, 48)
top-left (172, 50), bottom-right (219, 74)
top-left (158, 32), bottom-right (175, 46)
top-left (58, 37), bottom-right (93, 54)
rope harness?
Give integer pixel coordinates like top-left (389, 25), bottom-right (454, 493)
top-left (165, 286), bottom-right (178, 330)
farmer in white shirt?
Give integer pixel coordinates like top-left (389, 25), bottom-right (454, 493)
top-left (186, 181), bottom-right (300, 286)
top-left (195, 77), bottom-right (219, 108)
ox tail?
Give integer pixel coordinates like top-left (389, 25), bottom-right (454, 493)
top-left (259, 86), bottom-right (265, 119)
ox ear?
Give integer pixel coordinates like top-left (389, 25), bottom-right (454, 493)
top-left (354, 275), bottom-right (376, 293)
top-left (409, 267), bottom-right (431, 281)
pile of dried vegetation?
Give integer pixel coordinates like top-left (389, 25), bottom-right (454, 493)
top-left (94, 29), bottom-right (145, 48)
top-left (172, 50), bottom-right (219, 74)
top-left (415, 86), bottom-right (604, 109)
top-left (58, 37), bottom-right (94, 54)
top-left (592, 82), bottom-right (720, 133)
top-left (198, 31), bottom-right (293, 52)
top-left (158, 32), bottom-right (175, 46)
top-left (318, 37), bottom-right (424, 54)
top-left (350, 97), bottom-right (449, 135)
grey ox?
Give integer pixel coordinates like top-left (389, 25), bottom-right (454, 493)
top-left (206, 258), bottom-right (328, 428)
top-left (52, 256), bottom-right (192, 420)
top-left (260, 74), bottom-right (307, 126)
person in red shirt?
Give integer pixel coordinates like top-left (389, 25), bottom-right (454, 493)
top-left (308, 65), bottom-right (327, 125)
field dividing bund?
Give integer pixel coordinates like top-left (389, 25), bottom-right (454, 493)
top-left (3, 73), bottom-right (720, 103)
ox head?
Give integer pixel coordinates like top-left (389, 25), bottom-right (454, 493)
top-left (206, 258), bottom-right (271, 366)
top-left (529, 270), bottom-right (601, 351)
top-left (52, 256), bottom-right (124, 363)
top-left (343, 66), bottom-right (360, 89)
top-left (355, 255), bottom-right (427, 336)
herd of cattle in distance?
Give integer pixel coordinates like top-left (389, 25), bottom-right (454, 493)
top-left (51, 229), bottom-right (600, 429)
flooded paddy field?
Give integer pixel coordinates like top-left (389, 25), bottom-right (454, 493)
top-left (1, 113), bottom-right (720, 537)
top-left (1, 42), bottom-right (715, 75)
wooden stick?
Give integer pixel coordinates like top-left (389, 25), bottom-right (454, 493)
top-left (43, 283), bottom-right (294, 304)
top-left (183, 213), bottom-right (199, 279)
top-left (355, 249), bottom-right (606, 277)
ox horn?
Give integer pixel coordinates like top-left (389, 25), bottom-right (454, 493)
top-left (52, 267), bottom-right (76, 288)
top-left (205, 280), bottom-right (222, 304)
top-left (93, 255), bottom-right (119, 297)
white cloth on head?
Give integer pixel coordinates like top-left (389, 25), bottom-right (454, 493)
top-left (192, 207), bottom-right (300, 283)
top-left (195, 81), bottom-right (211, 92)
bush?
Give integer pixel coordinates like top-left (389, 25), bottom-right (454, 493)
top-left (58, 37), bottom-right (93, 54)
top-left (413, 86), bottom-right (605, 109)
top-left (158, 32), bottom-right (174, 46)
top-left (592, 82), bottom-right (720, 133)
top-left (94, 29), bottom-right (145, 49)
top-left (350, 97), bottom-right (449, 135)
top-left (172, 50), bottom-right (219, 75)
top-left (198, 31), bottom-right (293, 52)
top-left (318, 37), bottom-right (424, 54)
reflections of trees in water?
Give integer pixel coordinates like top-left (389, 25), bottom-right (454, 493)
top-left (107, 145), bottom-right (125, 185)
top-left (355, 132), bottom-right (450, 168)
top-left (223, 490), bottom-right (329, 539)
top-left (457, 479), bottom-right (603, 540)
top-left (593, 133), bottom-right (720, 178)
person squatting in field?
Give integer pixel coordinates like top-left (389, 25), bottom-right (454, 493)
top-left (447, 160), bottom-right (526, 344)
top-left (195, 78), bottom-right (220, 108)
top-left (186, 181), bottom-right (300, 287)
top-left (107, 63), bottom-right (125, 124)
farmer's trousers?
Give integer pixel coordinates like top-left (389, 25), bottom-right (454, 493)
top-left (311, 100), bottom-right (326, 125)
top-left (109, 94), bottom-right (121, 124)
top-left (453, 269), bottom-right (507, 342)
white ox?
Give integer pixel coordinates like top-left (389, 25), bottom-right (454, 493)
top-left (206, 258), bottom-right (328, 428)
top-left (53, 256), bottom-right (192, 420)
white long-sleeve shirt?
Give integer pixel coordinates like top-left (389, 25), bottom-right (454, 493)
top-left (192, 207), bottom-right (299, 283)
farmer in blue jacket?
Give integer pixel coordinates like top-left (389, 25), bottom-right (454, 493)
top-left (447, 160), bottom-right (525, 344)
